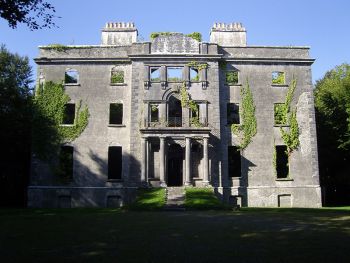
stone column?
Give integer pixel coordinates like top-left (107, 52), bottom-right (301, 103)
top-left (141, 137), bottom-right (148, 185)
top-left (203, 136), bottom-right (209, 185)
top-left (159, 136), bottom-right (166, 186)
top-left (185, 137), bottom-right (191, 185)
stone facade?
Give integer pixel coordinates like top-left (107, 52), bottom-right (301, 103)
top-left (28, 22), bottom-right (322, 208)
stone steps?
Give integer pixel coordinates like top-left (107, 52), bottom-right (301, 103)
top-left (163, 187), bottom-right (186, 211)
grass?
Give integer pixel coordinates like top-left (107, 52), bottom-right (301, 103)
top-left (127, 187), bottom-right (165, 211)
top-left (0, 207), bottom-right (349, 262)
top-left (185, 187), bottom-right (228, 210)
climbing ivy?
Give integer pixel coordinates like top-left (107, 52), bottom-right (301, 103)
top-left (44, 44), bottom-right (69, 52)
top-left (281, 110), bottom-right (299, 154)
top-left (179, 83), bottom-right (202, 127)
top-left (187, 61), bottom-right (208, 71)
top-left (231, 80), bottom-right (257, 149)
top-left (278, 78), bottom-right (300, 154)
top-left (275, 78), bottom-right (297, 125)
top-left (32, 81), bottom-right (89, 160)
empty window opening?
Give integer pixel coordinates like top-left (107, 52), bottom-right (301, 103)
top-left (150, 104), bottom-right (159, 122)
top-left (108, 146), bottom-right (122, 180)
top-left (111, 69), bottom-right (124, 84)
top-left (150, 67), bottom-right (160, 82)
top-left (59, 146), bottom-right (73, 181)
top-left (168, 96), bottom-right (182, 127)
top-left (276, 145), bottom-right (289, 178)
top-left (109, 103), bottom-right (123, 125)
top-left (272, 71), bottom-right (285, 84)
top-left (228, 146), bottom-right (241, 177)
top-left (274, 103), bottom-right (286, 125)
top-left (63, 104), bottom-right (75, 125)
top-left (65, 69), bottom-right (78, 84)
top-left (167, 67), bottom-right (182, 82)
top-left (227, 103), bottom-right (240, 125)
top-left (226, 71), bottom-right (239, 85)
top-left (278, 194), bottom-right (292, 207)
top-left (190, 68), bottom-right (199, 81)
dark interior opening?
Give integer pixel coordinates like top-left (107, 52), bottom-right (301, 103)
top-left (110, 103), bottom-right (123, 125)
top-left (63, 104), bottom-right (75, 124)
top-left (228, 146), bottom-right (241, 177)
top-left (167, 143), bottom-right (183, 186)
top-left (276, 145), bottom-right (289, 178)
top-left (108, 146), bottom-right (122, 180)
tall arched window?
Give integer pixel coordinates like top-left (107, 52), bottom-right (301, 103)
top-left (168, 95), bottom-right (182, 127)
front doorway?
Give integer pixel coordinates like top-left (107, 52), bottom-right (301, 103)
top-left (167, 143), bottom-right (183, 186)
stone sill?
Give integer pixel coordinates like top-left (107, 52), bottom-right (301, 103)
top-left (230, 177), bottom-right (242, 180)
top-left (271, 84), bottom-right (289, 88)
top-left (60, 124), bottom-right (75, 127)
top-left (276, 178), bottom-right (294, 181)
top-left (110, 83), bottom-right (127, 86)
top-left (274, 124), bottom-right (290, 128)
top-left (107, 179), bottom-right (124, 183)
top-left (148, 178), bottom-right (160, 181)
top-left (192, 177), bottom-right (202, 181)
top-left (64, 83), bottom-right (80, 86)
top-left (108, 124), bottom-right (126, 127)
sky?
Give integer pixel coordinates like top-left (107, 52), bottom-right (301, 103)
top-left (1, 0), bottom-right (349, 84)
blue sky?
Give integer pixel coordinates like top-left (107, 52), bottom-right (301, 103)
top-left (1, 0), bottom-right (349, 83)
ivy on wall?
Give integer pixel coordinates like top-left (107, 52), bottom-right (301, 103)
top-left (231, 81), bottom-right (257, 149)
top-left (278, 78), bottom-right (300, 154)
top-left (179, 83), bottom-right (202, 127)
top-left (187, 61), bottom-right (208, 71)
top-left (32, 81), bottom-right (89, 161)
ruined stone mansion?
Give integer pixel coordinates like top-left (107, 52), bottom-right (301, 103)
top-left (28, 22), bottom-right (322, 208)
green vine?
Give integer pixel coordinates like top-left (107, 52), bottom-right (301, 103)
top-left (32, 81), bottom-right (89, 160)
top-left (231, 80), bottom-right (257, 149)
top-left (187, 61), bottom-right (208, 71)
top-left (275, 78), bottom-right (297, 125)
top-left (278, 78), bottom-right (300, 154)
top-left (111, 71), bottom-right (124, 84)
top-left (280, 110), bottom-right (299, 154)
top-left (179, 83), bottom-right (202, 127)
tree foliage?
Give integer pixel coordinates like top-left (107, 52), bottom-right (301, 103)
top-left (0, 45), bottom-right (32, 206)
top-left (0, 0), bottom-right (58, 30)
top-left (315, 63), bottom-right (350, 205)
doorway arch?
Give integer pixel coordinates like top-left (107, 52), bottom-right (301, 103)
top-left (167, 143), bottom-right (183, 186)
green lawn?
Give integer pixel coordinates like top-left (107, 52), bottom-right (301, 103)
top-left (127, 188), bottom-right (166, 210)
top-left (185, 187), bottom-right (228, 210)
top-left (0, 208), bottom-right (349, 262)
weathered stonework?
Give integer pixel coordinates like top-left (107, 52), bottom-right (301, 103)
top-left (28, 22), bottom-right (321, 208)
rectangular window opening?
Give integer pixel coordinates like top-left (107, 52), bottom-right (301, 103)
top-left (111, 70), bottom-right (124, 84)
top-left (167, 67), bottom-right (183, 82)
top-left (59, 146), bottom-right (73, 181)
top-left (108, 146), bottom-right (122, 180)
top-left (109, 103), bottom-right (123, 125)
top-left (150, 104), bottom-right (159, 122)
top-left (65, 69), bottom-right (78, 84)
top-left (190, 68), bottom-right (199, 81)
top-left (276, 145), bottom-right (289, 178)
top-left (63, 104), bottom-right (75, 125)
top-left (272, 71), bottom-right (285, 85)
top-left (226, 71), bottom-right (239, 85)
top-left (150, 67), bottom-right (160, 82)
top-left (227, 103), bottom-right (240, 125)
top-left (228, 146), bottom-right (241, 177)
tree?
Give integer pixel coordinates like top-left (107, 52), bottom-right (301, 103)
top-left (314, 63), bottom-right (350, 205)
top-left (0, 45), bottom-right (32, 206)
top-left (0, 0), bottom-right (57, 30)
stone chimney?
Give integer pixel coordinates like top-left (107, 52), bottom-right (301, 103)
top-left (101, 22), bottom-right (137, 45)
top-left (210, 22), bottom-right (247, 46)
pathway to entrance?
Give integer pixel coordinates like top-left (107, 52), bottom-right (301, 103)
top-left (164, 187), bottom-right (185, 211)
